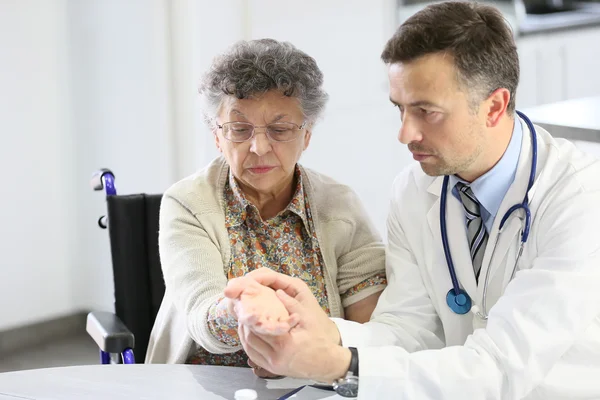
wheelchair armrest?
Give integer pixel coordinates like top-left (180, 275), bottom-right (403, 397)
top-left (86, 311), bottom-right (135, 354)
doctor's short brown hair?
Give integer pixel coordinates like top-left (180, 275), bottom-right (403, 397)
top-left (381, 1), bottom-right (520, 113)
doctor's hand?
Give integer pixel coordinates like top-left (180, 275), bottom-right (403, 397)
top-left (237, 288), bottom-right (351, 383)
top-left (247, 358), bottom-right (282, 379)
top-left (225, 268), bottom-right (341, 344)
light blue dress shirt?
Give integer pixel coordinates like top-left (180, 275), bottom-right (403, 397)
top-left (450, 118), bottom-right (523, 233)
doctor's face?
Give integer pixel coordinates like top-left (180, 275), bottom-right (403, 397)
top-left (388, 53), bottom-right (488, 180)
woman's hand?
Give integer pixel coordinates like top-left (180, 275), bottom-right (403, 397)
top-left (231, 277), bottom-right (292, 335)
top-left (226, 268), bottom-right (339, 343)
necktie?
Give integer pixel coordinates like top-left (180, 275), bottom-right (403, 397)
top-left (455, 182), bottom-right (488, 281)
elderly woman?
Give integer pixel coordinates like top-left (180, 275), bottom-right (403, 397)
top-left (145, 39), bottom-right (386, 370)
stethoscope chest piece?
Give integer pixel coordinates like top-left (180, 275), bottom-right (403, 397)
top-left (446, 288), bottom-right (472, 314)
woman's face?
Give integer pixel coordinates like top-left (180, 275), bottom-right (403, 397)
top-left (214, 90), bottom-right (312, 197)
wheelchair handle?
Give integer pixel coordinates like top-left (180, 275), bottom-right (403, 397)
top-left (91, 168), bottom-right (117, 196)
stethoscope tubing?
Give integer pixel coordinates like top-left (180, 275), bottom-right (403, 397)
top-left (442, 111), bottom-right (538, 314)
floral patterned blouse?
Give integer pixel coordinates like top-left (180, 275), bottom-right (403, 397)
top-left (187, 166), bottom-right (386, 366)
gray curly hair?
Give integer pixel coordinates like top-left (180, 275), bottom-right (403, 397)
top-left (198, 38), bottom-right (329, 126)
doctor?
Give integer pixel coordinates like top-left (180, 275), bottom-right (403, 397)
top-left (225, 1), bottom-right (600, 398)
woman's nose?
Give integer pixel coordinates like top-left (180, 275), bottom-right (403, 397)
top-left (249, 129), bottom-right (272, 156)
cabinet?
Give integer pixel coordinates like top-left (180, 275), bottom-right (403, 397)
top-left (563, 28), bottom-right (600, 99)
top-left (515, 26), bottom-right (600, 109)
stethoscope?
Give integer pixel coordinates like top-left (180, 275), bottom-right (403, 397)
top-left (442, 110), bottom-right (538, 316)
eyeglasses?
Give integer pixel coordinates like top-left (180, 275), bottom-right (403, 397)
top-left (215, 121), bottom-right (307, 143)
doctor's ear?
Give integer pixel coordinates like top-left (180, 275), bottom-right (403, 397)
top-left (483, 88), bottom-right (511, 128)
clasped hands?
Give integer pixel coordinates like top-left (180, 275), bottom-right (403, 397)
top-left (224, 268), bottom-right (350, 382)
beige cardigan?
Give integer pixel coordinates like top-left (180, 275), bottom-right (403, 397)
top-left (145, 157), bottom-right (386, 363)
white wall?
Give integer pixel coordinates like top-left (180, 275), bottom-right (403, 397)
top-left (73, 0), bottom-right (411, 318)
top-left (0, 0), bottom-right (178, 329)
top-left (10, 0), bottom-right (593, 330)
top-left (0, 0), bottom-right (77, 330)
top-left (175, 0), bottom-right (249, 178)
top-left (66, 0), bottom-right (176, 313)
top-left (0, 0), bottom-right (413, 330)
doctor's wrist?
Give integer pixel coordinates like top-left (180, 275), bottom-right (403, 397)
top-left (320, 346), bottom-right (352, 383)
top-left (327, 319), bottom-right (342, 345)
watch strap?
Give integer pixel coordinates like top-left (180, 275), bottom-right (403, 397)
top-left (348, 347), bottom-right (359, 377)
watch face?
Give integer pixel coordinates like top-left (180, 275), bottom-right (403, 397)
top-left (334, 379), bottom-right (359, 398)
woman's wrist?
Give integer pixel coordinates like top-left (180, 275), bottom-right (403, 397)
top-left (207, 297), bottom-right (242, 346)
top-left (223, 296), bottom-right (238, 320)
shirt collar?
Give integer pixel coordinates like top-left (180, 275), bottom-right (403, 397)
top-left (450, 117), bottom-right (523, 221)
top-left (225, 165), bottom-right (309, 228)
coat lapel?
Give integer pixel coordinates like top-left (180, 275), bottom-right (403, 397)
top-left (478, 116), bottom-right (543, 295)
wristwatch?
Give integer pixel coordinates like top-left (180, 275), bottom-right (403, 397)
top-left (333, 347), bottom-right (359, 398)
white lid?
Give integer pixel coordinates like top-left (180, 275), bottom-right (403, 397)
top-left (234, 389), bottom-right (258, 400)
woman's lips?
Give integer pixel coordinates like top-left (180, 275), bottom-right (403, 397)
top-left (248, 166), bottom-right (276, 174)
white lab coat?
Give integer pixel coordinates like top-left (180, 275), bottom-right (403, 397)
top-left (333, 118), bottom-right (600, 399)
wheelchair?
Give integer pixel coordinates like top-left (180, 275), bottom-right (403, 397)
top-left (85, 169), bottom-right (164, 364)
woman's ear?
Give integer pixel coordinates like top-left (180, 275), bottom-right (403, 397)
top-left (214, 130), bottom-right (223, 153)
top-left (303, 130), bottom-right (312, 151)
